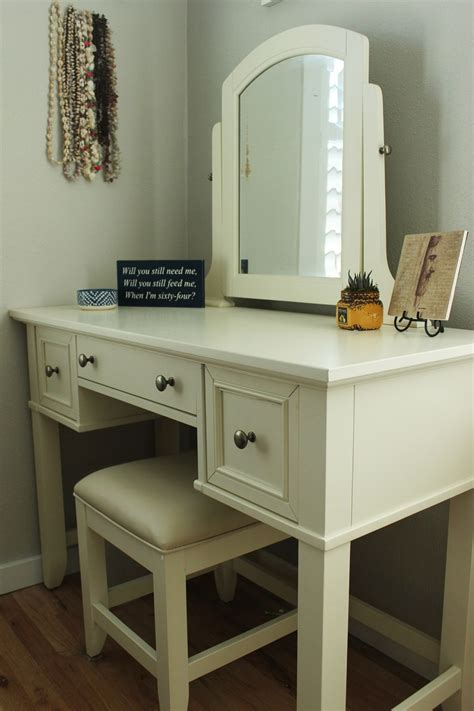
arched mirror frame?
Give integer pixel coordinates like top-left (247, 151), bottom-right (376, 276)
top-left (206, 25), bottom-right (393, 311)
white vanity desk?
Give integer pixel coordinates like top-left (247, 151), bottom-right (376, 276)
top-left (10, 304), bottom-right (474, 711)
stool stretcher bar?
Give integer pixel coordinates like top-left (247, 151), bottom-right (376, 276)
top-left (92, 601), bottom-right (297, 683)
top-left (391, 666), bottom-right (462, 711)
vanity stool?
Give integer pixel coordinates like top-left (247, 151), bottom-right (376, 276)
top-left (74, 451), bottom-right (295, 711)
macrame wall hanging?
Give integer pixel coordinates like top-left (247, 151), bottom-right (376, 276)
top-left (46, 0), bottom-right (120, 182)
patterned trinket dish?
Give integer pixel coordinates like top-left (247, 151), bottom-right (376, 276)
top-left (77, 288), bottom-right (118, 310)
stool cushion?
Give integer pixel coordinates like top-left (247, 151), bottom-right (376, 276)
top-left (74, 453), bottom-right (255, 551)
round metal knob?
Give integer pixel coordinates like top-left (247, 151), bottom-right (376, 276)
top-left (379, 144), bottom-right (392, 156)
top-left (155, 375), bottom-right (175, 392)
top-left (45, 365), bottom-right (59, 378)
top-left (233, 430), bottom-right (257, 450)
top-left (78, 353), bottom-right (95, 368)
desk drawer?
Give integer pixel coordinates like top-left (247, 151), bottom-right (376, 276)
top-left (205, 365), bottom-right (298, 521)
top-left (76, 335), bottom-right (199, 415)
top-left (36, 327), bottom-right (78, 418)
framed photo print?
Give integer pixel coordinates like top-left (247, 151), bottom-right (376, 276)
top-left (388, 231), bottom-right (468, 321)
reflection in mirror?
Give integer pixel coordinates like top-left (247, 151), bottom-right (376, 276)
top-left (239, 55), bottom-right (344, 278)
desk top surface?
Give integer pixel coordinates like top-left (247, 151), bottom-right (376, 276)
top-left (10, 305), bottom-right (473, 384)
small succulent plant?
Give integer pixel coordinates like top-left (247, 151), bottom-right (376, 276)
top-left (345, 270), bottom-right (379, 292)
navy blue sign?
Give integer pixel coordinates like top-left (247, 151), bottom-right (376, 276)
top-left (117, 260), bottom-right (205, 308)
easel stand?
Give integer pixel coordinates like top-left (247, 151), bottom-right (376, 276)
top-left (394, 311), bottom-right (444, 337)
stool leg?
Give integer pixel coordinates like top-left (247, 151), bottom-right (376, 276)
top-left (214, 561), bottom-right (237, 603)
top-left (76, 499), bottom-right (108, 658)
top-left (153, 551), bottom-right (189, 711)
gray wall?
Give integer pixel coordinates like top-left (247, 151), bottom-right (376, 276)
top-left (186, 0), bottom-right (473, 638)
top-left (0, 0), bottom-right (187, 568)
top-left (1, 0), bottom-right (472, 642)
top-left (187, 0), bottom-right (473, 328)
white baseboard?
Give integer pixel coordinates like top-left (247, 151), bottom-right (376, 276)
top-left (0, 547), bottom-right (440, 681)
top-left (348, 616), bottom-right (438, 681)
top-left (348, 596), bottom-right (439, 680)
top-left (0, 555), bottom-right (43, 595)
top-left (0, 547), bottom-right (79, 596)
top-left (236, 550), bottom-right (440, 680)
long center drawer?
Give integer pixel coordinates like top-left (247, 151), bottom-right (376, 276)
top-left (76, 335), bottom-right (200, 415)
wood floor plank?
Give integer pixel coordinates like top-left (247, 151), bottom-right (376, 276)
top-left (36, 579), bottom-right (158, 711)
top-left (0, 654), bottom-right (37, 711)
top-left (0, 612), bottom-right (71, 710)
top-left (0, 572), bottom-right (433, 711)
top-left (13, 584), bottom-right (80, 656)
top-left (0, 594), bottom-right (114, 711)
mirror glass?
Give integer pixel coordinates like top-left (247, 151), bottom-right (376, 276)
top-left (239, 55), bottom-right (344, 278)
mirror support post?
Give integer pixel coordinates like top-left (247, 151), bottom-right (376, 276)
top-left (205, 123), bottom-right (235, 307)
top-left (363, 84), bottom-right (394, 324)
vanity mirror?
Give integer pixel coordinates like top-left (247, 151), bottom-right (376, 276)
top-left (206, 25), bottom-right (394, 311)
top-left (239, 53), bottom-right (344, 280)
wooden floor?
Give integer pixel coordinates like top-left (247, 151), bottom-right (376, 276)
top-left (0, 572), bottom-right (434, 711)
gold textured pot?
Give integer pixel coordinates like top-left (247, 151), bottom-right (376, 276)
top-left (336, 289), bottom-right (383, 330)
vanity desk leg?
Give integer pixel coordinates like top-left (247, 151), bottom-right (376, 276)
top-left (31, 411), bottom-right (67, 589)
top-left (297, 540), bottom-right (351, 711)
top-left (29, 414), bottom-right (182, 590)
top-left (439, 489), bottom-right (474, 711)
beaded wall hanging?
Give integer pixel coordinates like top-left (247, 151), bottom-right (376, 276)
top-left (46, 0), bottom-right (120, 182)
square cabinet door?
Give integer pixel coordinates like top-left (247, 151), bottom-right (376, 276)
top-left (36, 327), bottom-right (78, 418)
top-left (205, 365), bottom-right (298, 521)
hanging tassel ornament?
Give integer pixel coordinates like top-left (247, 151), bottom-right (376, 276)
top-left (61, 5), bottom-right (80, 179)
top-left (46, 0), bottom-right (120, 182)
top-left (77, 10), bottom-right (101, 180)
top-left (46, 0), bottom-right (63, 165)
top-left (93, 13), bottom-right (121, 182)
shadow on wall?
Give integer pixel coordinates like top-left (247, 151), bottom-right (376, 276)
top-left (374, 35), bottom-right (440, 280)
top-left (188, 1), bottom-right (473, 329)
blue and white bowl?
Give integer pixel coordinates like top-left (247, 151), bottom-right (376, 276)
top-left (77, 288), bottom-right (118, 310)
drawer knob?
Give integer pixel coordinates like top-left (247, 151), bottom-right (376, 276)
top-left (233, 430), bottom-right (256, 449)
top-left (45, 365), bottom-right (59, 378)
top-left (155, 375), bottom-right (175, 392)
top-left (78, 353), bottom-right (95, 368)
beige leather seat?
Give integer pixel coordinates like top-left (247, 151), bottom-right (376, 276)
top-left (74, 452), bottom-right (294, 711)
top-left (74, 452), bottom-right (254, 550)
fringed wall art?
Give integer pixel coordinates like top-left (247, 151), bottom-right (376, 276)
top-left (46, 0), bottom-right (120, 182)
